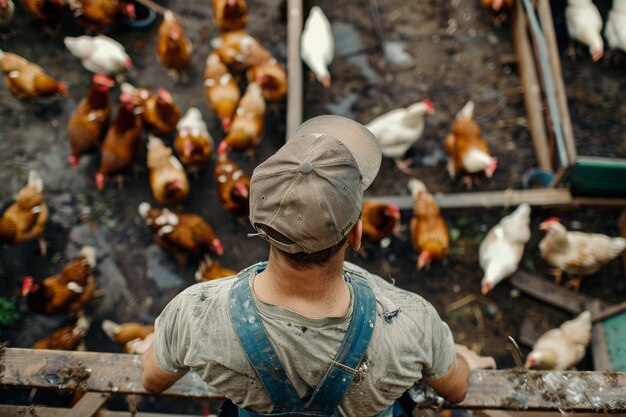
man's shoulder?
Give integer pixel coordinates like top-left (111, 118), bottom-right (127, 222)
top-left (172, 274), bottom-right (239, 311)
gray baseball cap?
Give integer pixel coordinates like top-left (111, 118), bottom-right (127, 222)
top-left (249, 115), bottom-right (382, 253)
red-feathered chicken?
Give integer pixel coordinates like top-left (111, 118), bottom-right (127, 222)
top-left (214, 148), bottom-right (250, 217)
top-left (211, 29), bottom-right (272, 72)
top-left (361, 200), bottom-right (400, 245)
top-left (444, 101), bottom-right (497, 190)
top-left (195, 255), bottom-right (237, 282)
top-left (147, 135), bottom-right (189, 206)
top-left (32, 314), bottom-right (91, 350)
top-left (22, 246), bottom-right (97, 316)
top-left (67, 73), bottom-right (114, 167)
top-left (67, 0), bottom-right (136, 32)
top-left (408, 179), bottom-right (449, 270)
top-left (20, 0), bottom-right (64, 23)
top-left (175, 107), bottom-right (214, 171)
top-left (213, 0), bottom-right (248, 31)
top-left (95, 91), bottom-right (143, 190)
top-left (247, 57), bottom-right (288, 102)
top-left (0, 49), bottom-right (67, 99)
top-left (101, 319), bottom-right (154, 353)
top-left (217, 82), bottom-right (265, 155)
top-left (157, 10), bottom-right (192, 81)
top-left (204, 52), bottom-right (240, 131)
top-left (0, 170), bottom-right (48, 255)
top-left (138, 202), bottom-right (224, 265)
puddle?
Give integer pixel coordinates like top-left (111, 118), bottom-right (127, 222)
top-left (333, 22), bottom-right (379, 85)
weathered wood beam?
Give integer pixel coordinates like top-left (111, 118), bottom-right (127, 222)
top-left (68, 392), bottom-right (110, 417)
top-left (286, 0), bottom-right (303, 139)
top-left (587, 300), bottom-right (612, 371)
top-left (0, 406), bottom-right (202, 417)
top-left (2, 349), bottom-right (626, 411)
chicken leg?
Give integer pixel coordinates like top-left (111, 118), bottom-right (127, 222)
top-left (550, 268), bottom-right (564, 285)
top-left (394, 158), bottom-right (416, 176)
top-left (564, 275), bottom-right (584, 292)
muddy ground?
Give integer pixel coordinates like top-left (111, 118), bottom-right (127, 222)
top-left (0, 0), bottom-right (625, 414)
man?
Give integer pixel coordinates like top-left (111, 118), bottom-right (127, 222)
top-left (141, 115), bottom-right (495, 416)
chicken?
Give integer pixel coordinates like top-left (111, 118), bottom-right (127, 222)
top-left (539, 218), bottom-right (626, 291)
top-left (20, 0), bottom-right (64, 23)
top-left (22, 246), bottom-right (97, 316)
top-left (566, 0), bottom-right (604, 62)
top-left (0, 170), bottom-right (48, 255)
top-left (604, 0), bottom-right (626, 54)
top-left (301, 6), bottom-right (333, 88)
top-left (408, 179), bottom-right (448, 270)
top-left (32, 314), bottom-right (91, 350)
top-left (67, 73), bottom-right (114, 167)
top-left (140, 87), bottom-right (181, 134)
top-left (247, 57), bottom-right (288, 102)
top-left (204, 52), bottom-right (240, 131)
top-left (214, 149), bottom-right (250, 218)
top-left (195, 255), bottom-right (237, 282)
top-left (444, 101), bottom-right (497, 189)
top-left (0, 0), bottom-right (15, 28)
top-left (64, 35), bottom-right (132, 79)
top-left (138, 202), bottom-right (224, 264)
top-left (217, 82), bottom-right (266, 155)
top-left (213, 0), bottom-right (248, 32)
top-left (479, 203), bottom-right (531, 295)
top-left (157, 10), bottom-right (192, 81)
top-left (147, 135), bottom-right (189, 206)
top-left (211, 29), bottom-right (272, 72)
top-left (525, 311), bottom-right (591, 370)
top-left (67, 0), bottom-right (135, 33)
top-left (361, 200), bottom-right (400, 246)
top-left (0, 49), bottom-right (67, 99)
top-left (365, 99), bottom-right (435, 175)
top-left (175, 107), bottom-right (214, 170)
top-left (95, 91), bottom-right (143, 190)
top-left (101, 319), bottom-right (154, 353)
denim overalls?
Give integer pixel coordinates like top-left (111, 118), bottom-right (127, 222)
top-left (223, 263), bottom-right (410, 417)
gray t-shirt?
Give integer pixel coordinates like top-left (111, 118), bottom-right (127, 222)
top-left (154, 262), bottom-right (455, 417)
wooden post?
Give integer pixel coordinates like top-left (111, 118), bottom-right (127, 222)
top-left (586, 300), bottom-right (611, 371)
top-left (68, 393), bottom-right (111, 417)
top-left (286, 0), bottom-right (303, 140)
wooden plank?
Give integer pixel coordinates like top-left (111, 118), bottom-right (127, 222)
top-left (68, 392), bottom-right (110, 417)
top-left (510, 271), bottom-right (611, 314)
top-left (0, 405), bottom-right (203, 417)
top-left (511, 0), bottom-right (551, 171)
top-left (587, 300), bottom-right (611, 371)
top-left (286, 0), bottom-right (303, 139)
top-left (477, 411), bottom-right (626, 417)
top-left (592, 300), bottom-right (626, 323)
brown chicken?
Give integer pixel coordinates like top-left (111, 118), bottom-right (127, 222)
top-left (195, 255), bottom-right (238, 282)
top-left (32, 314), bottom-right (91, 350)
top-left (67, 73), bottom-right (114, 167)
top-left (141, 87), bottom-right (181, 134)
top-left (101, 319), bottom-right (154, 353)
top-left (214, 149), bottom-right (250, 217)
top-left (361, 200), bottom-right (400, 245)
top-left (138, 202), bottom-right (224, 264)
top-left (157, 10), bottom-right (192, 81)
top-left (213, 0), bottom-right (248, 32)
top-left (67, 0), bottom-right (136, 32)
top-left (444, 101), bottom-right (497, 190)
top-left (95, 91), bottom-right (143, 190)
top-left (247, 57), bottom-right (288, 102)
top-left (539, 217), bottom-right (626, 291)
top-left (20, 0), bottom-right (64, 22)
top-left (175, 107), bottom-right (214, 170)
top-left (217, 82), bottom-right (266, 155)
top-left (204, 52), bottom-right (240, 131)
top-left (147, 135), bottom-right (189, 206)
top-left (0, 49), bottom-right (67, 99)
top-left (211, 29), bottom-right (272, 72)
top-left (408, 179), bottom-right (449, 270)
top-left (22, 246), bottom-right (97, 316)
top-left (0, 170), bottom-right (48, 255)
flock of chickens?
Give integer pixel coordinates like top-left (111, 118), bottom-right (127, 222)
top-left (0, 0), bottom-right (625, 377)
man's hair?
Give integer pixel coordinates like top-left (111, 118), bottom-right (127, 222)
top-left (258, 224), bottom-right (351, 269)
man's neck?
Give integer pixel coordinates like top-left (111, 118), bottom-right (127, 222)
top-left (253, 251), bottom-right (351, 319)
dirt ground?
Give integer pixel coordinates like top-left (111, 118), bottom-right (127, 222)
top-left (0, 0), bottom-right (625, 414)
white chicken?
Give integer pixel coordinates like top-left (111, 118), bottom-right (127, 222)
top-left (479, 203), bottom-right (531, 295)
top-left (539, 218), bottom-right (626, 291)
top-left (365, 99), bottom-right (435, 175)
top-left (64, 35), bottom-right (132, 79)
top-left (525, 311), bottom-right (591, 370)
top-left (604, 0), bottom-right (626, 54)
top-left (301, 6), bottom-right (333, 88)
top-left (565, 0), bottom-right (604, 61)
top-left (0, 0), bottom-right (14, 28)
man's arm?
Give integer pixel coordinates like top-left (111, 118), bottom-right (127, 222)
top-left (141, 343), bottom-right (188, 393)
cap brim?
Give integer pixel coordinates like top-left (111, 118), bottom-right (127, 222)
top-left (288, 115), bottom-right (382, 189)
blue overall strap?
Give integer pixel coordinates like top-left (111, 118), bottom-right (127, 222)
top-left (228, 265), bottom-right (305, 413)
top-left (305, 273), bottom-right (377, 413)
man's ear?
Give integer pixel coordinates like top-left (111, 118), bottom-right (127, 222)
top-left (348, 219), bottom-right (362, 251)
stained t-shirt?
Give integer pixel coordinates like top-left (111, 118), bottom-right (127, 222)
top-left (154, 262), bottom-right (455, 417)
